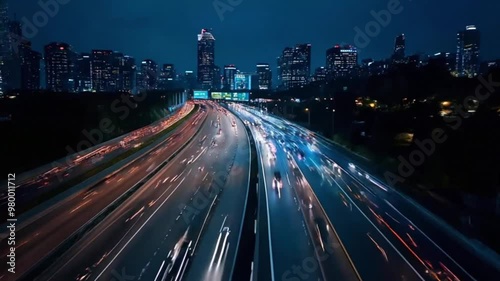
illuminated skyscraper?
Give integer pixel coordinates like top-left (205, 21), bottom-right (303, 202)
top-left (290, 44), bottom-right (311, 88)
top-left (223, 64), bottom-right (237, 90)
top-left (20, 41), bottom-right (41, 90)
top-left (44, 42), bottom-right (75, 92)
top-left (456, 25), bottom-right (480, 78)
top-left (76, 53), bottom-right (91, 92)
top-left (122, 56), bottom-right (135, 93)
top-left (277, 47), bottom-right (294, 90)
top-left (197, 28), bottom-right (215, 89)
top-left (326, 45), bottom-right (358, 78)
top-left (90, 50), bottom-right (113, 92)
top-left (159, 64), bottom-right (175, 90)
top-left (256, 63), bottom-right (271, 90)
top-left (393, 34), bottom-right (406, 63)
top-left (137, 59), bottom-right (158, 92)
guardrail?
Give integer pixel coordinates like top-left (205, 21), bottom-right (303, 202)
top-left (19, 109), bottom-right (208, 281)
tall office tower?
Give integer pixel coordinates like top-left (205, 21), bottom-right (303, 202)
top-left (90, 50), bottom-right (113, 92)
top-left (392, 34), bottom-right (406, 63)
top-left (278, 47), bottom-right (294, 90)
top-left (137, 59), bottom-right (158, 92)
top-left (223, 64), bottom-right (237, 90)
top-left (326, 45), bottom-right (358, 78)
top-left (45, 42), bottom-right (75, 92)
top-left (256, 63), bottom-right (271, 90)
top-left (76, 53), bottom-right (91, 92)
top-left (213, 65), bottom-right (221, 90)
top-left (290, 43), bottom-right (311, 88)
top-left (158, 63), bottom-right (175, 90)
top-left (456, 25), bottom-right (480, 78)
top-left (19, 41), bottom-right (41, 90)
top-left (197, 28), bottom-right (215, 89)
top-left (122, 56), bottom-right (135, 93)
top-left (109, 52), bottom-right (124, 92)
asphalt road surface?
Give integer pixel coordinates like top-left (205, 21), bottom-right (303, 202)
top-left (0, 105), bottom-right (205, 281)
top-left (32, 102), bottom-right (251, 281)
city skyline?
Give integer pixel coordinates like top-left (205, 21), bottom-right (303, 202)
top-left (7, 0), bottom-right (500, 75)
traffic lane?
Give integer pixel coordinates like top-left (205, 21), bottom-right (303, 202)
top-left (273, 139), bottom-right (363, 281)
top-left (185, 112), bottom-right (250, 281)
top-left (306, 140), bottom-right (486, 280)
top-left (82, 109), bottom-right (241, 281)
top-left (3, 104), bottom-right (198, 208)
top-left (38, 163), bottom-right (200, 281)
top-left (38, 108), bottom-right (236, 281)
top-left (340, 165), bottom-right (494, 280)
top-left (0, 112), bottom-right (208, 280)
top-left (293, 154), bottom-right (428, 281)
top-left (255, 134), bottom-right (324, 281)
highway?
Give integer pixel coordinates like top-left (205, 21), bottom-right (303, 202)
top-left (0, 103), bottom-right (194, 218)
top-left (235, 104), bottom-right (499, 281)
top-left (32, 102), bottom-right (251, 281)
top-left (184, 110), bottom-right (250, 281)
top-left (0, 104), bottom-right (205, 281)
top-left (233, 105), bottom-right (361, 281)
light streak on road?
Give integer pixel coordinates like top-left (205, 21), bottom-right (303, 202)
top-left (70, 200), bottom-right (92, 214)
top-left (367, 232), bottom-right (389, 262)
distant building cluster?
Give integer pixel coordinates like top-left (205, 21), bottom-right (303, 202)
top-left (274, 26), bottom-right (483, 90)
top-left (0, 1), bottom-right (492, 95)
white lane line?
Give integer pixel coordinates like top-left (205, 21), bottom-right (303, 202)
top-left (153, 260), bottom-right (165, 281)
top-left (70, 200), bottom-right (92, 214)
top-left (93, 177), bottom-right (186, 281)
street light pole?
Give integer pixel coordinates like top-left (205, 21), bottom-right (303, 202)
top-left (305, 108), bottom-right (310, 128)
top-left (332, 109), bottom-right (336, 136)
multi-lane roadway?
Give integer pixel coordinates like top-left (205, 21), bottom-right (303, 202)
top-left (233, 103), bottom-right (500, 281)
top-left (31, 102), bottom-right (250, 281)
top-left (0, 103), bottom-right (203, 281)
top-left (231, 105), bottom-right (361, 281)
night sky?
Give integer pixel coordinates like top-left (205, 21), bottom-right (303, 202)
top-left (9, 0), bottom-right (500, 74)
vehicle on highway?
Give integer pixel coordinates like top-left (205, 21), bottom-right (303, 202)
top-left (272, 171), bottom-right (282, 189)
top-left (158, 240), bottom-right (193, 281)
top-left (297, 149), bottom-right (305, 160)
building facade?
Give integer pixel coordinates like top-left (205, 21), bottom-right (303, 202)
top-left (45, 42), bottom-right (75, 92)
top-left (197, 29), bottom-right (215, 89)
top-left (456, 25), bottom-right (480, 78)
top-left (326, 45), bottom-right (358, 79)
top-left (256, 63), bottom-right (271, 90)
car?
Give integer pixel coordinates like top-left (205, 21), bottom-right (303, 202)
top-left (161, 240), bottom-right (192, 281)
top-left (297, 150), bottom-right (305, 160)
top-left (273, 171), bottom-right (282, 189)
top-left (274, 171), bottom-right (282, 181)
